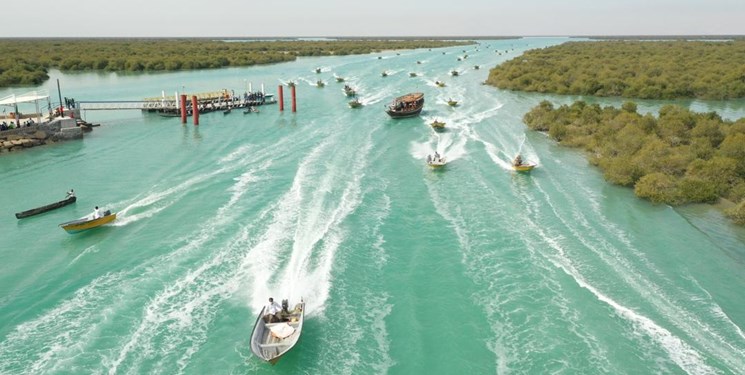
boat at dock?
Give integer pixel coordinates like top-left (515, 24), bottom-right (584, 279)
top-left (15, 194), bottom-right (76, 219)
top-left (59, 210), bottom-right (117, 233)
top-left (250, 299), bottom-right (305, 365)
top-left (386, 92), bottom-right (424, 118)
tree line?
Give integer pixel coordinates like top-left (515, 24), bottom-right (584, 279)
top-left (487, 40), bottom-right (745, 100)
top-left (0, 39), bottom-right (471, 87)
top-left (523, 100), bottom-right (745, 225)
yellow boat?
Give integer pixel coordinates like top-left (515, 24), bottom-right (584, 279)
top-left (447, 99), bottom-right (458, 107)
top-left (59, 211), bottom-right (117, 233)
top-left (430, 120), bottom-right (446, 130)
top-left (513, 164), bottom-right (536, 172)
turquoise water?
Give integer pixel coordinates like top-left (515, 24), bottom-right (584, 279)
top-left (1, 38), bottom-right (744, 374)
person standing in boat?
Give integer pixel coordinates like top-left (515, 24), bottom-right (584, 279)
top-left (92, 206), bottom-right (102, 219)
top-left (263, 297), bottom-right (282, 323)
top-left (66, 189), bottom-right (75, 198)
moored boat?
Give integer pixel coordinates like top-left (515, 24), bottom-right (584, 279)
top-left (250, 299), bottom-right (305, 365)
top-left (15, 193), bottom-right (76, 219)
top-left (59, 210), bottom-right (117, 233)
top-left (385, 92), bottom-right (424, 118)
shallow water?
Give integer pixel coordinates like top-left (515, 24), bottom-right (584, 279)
top-left (1, 38), bottom-right (744, 375)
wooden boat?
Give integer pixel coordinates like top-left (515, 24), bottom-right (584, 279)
top-left (349, 98), bottom-right (362, 108)
top-left (447, 99), bottom-right (458, 107)
top-left (451, 70), bottom-right (459, 76)
top-left (335, 77), bottom-right (345, 82)
top-left (16, 194), bottom-right (76, 219)
top-left (381, 71), bottom-right (388, 77)
top-left (409, 72), bottom-right (417, 77)
top-left (250, 299), bottom-right (305, 365)
top-left (512, 155), bottom-right (536, 172)
top-left (316, 80), bottom-right (325, 87)
top-left (386, 92), bottom-right (424, 118)
top-left (435, 81), bottom-right (446, 88)
top-left (344, 85), bottom-right (356, 97)
top-left (430, 120), bottom-right (446, 130)
top-left (59, 210), bottom-right (117, 233)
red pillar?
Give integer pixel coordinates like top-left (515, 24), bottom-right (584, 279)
top-left (179, 95), bottom-right (187, 124)
top-left (291, 85), bottom-right (296, 113)
top-left (278, 85), bottom-right (284, 112)
top-left (191, 96), bottom-right (199, 125)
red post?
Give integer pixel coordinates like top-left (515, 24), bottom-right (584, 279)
top-left (291, 85), bottom-right (297, 113)
top-left (278, 85), bottom-right (284, 112)
top-left (191, 96), bottom-right (199, 125)
top-left (179, 95), bottom-right (187, 124)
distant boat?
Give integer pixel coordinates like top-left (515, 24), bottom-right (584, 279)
top-left (430, 119), bottom-right (446, 130)
top-left (512, 155), bottom-right (536, 172)
top-left (427, 153), bottom-right (446, 168)
top-left (381, 71), bottom-right (388, 77)
top-left (16, 193), bottom-right (76, 219)
top-left (223, 108), bottom-right (232, 115)
top-left (349, 98), bottom-right (362, 108)
top-left (378, 56), bottom-right (382, 60)
top-left (450, 70), bottom-right (459, 76)
top-left (315, 67), bottom-right (321, 73)
top-left (59, 210), bottom-right (117, 233)
top-left (435, 81), bottom-right (446, 88)
top-left (416, 61), bottom-right (422, 64)
top-left (335, 77), bottom-right (345, 82)
top-left (409, 72), bottom-right (417, 77)
top-left (244, 106), bottom-right (259, 114)
top-left (474, 65), bottom-right (480, 70)
top-left (343, 85), bottom-right (356, 97)
top-left (457, 57), bottom-right (462, 61)
top-left (385, 92), bottom-right (424, 118)
top-left (250, 299), bottom-right (305, 365)
top-left (447, 99), bottom-right (458, 107)
top-left (316, 80), bottom-right (325, 87)
top-left (287, 81), bottom-right (296, 87)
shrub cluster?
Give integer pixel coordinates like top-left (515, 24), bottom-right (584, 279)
top-left (0, 39), bottom-right (471, 87)
top-left (523, 100), bottom-right (745, 224)
top-left (487, 40), bottom-right (745, 100)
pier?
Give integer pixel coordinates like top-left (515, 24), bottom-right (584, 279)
top-left (77, 89), bottom-right (276, 114)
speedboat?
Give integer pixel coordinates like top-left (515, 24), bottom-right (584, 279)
top-left (512, 155), bottom-right (536, 172)
top-left (427, 154), bottom-right (446, 168)
top-left (409, 72), bottom-right (417, 77)
top-left (316, 80), bottom-right (325, 87)
top-left (59, 210), bottom-right (117, 233)
top-left (430, 120), bottom-right (446, 130)
top-left (349, 98), bottom-right (362, 108)
top-left (381, 71), bottom-right (388, 77)
top-left (315, 67), bottom-right (321, 73)
top-left (447, 99), bottom-right (458, 107)
top-left (250, 299), bottom-right (305, 365)
top-left (344, 85), bottom-right (356, 97)
top-left (435, 81), bottom-right (446, 88)
top-left (450, 70), bottom-right (459, 76)
top-left (335, 77), bottom-right (345, 82)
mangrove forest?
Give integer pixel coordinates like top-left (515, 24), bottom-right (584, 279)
top-left (0, 38), bottom-right (472, 88)
top-left (523, 100), bottom-right (745, 225)
top-left (487, 40), bottom-right (745, 100)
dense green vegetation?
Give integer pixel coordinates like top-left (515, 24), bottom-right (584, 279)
top-left (523, 100), bottom-right (745, 225)
top-left (487, 41), bottom-right (745, 100)
top-left (0, 39), bottom-right (471, 87)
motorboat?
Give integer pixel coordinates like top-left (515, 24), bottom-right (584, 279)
top-left (447, 99), bottom-right (458, 107)
top-left (512, 154), bottom-right (536, 172)
top-left (250, 299), bottom-right (305, 365)
top-left (435, 81), bottom-right (446, 88)
top-left (385, 92), bottom-right (424, 118)
top-left (59, 210), bottom-right (117, 233)
top-left (430, 120), bottom-right (446, 130)
top-left (381, 71), bottom-right (388, 77)
top-left (349, 98), bottom-right (362, 108)
top-left (427, 153), bottom-right (446, 168)
top-left (343, 85), bottom-right (356, 97)
top-left (316, 80), bottom-right (325, 87)
top-left (451, 70), bottom-right (459, 76)
top-left (409, 72), bottom-right (417, 77)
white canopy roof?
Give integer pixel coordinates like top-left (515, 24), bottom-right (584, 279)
top-left (0, 90), bottom-right (50, 106)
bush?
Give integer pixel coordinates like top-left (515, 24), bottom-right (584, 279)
top-left (634, 173), bottom-right (681, 204)
top-left (725, 200), bottom-right (745, 225)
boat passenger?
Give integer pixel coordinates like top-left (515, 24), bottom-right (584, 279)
top-left (67, 189), bottom-right (75, 198)
top-left (92, 206), bottom-right (102, 219)
top-left (263, 297), bottom-right (282, 323)
top-left (514, 155), bottom-right (523, 166)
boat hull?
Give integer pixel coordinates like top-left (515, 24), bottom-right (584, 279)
top-left (60, 213), bottom-right (117, 233)
top-left (250, 301), bottom-right (305, 365)
top-left (386, 107), bottom-right (423, 118)
top-left (513, 164), bottom-right (536, 172)
top-left (16, 196), bottom-right (76, 219)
